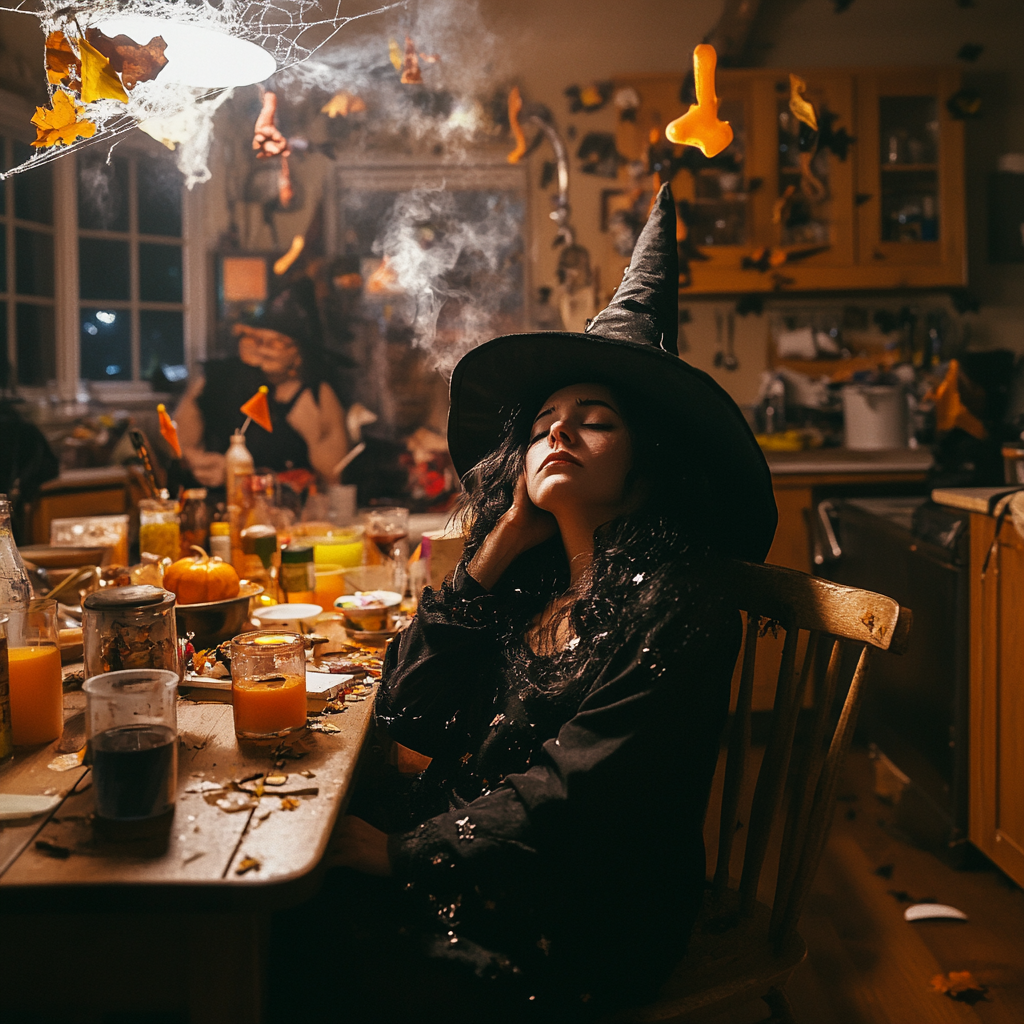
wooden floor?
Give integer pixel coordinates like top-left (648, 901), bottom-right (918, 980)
top-left (704, 747), bottom-right (1024, 1024)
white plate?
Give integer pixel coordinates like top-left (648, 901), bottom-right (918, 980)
top-left (253, 604), bottom-right (323, 628)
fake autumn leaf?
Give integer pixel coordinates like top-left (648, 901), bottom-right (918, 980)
top-left (31, 91), bottom-right (97, 149)
top-left (506, 86), bottom-right (527, 164)
top-left (789, 74), bottom-right (819, 131)
top-left (400, 35), bottom-right (422, 85)
top-left (930, 971), bottom-right (988, 1005)
top-left (85, 28), bottom-right (167, 90)
top-left (241, 385), bottom-right (273, 433)
top-left (79, 35), bottom-right (129, 103)
top-left (157, 403), bottom-right (182, 458)
top-left (665, 44), bottom-right (733, 158)
top-left (45, 31), bottom-right (80, 86)
top-left (321, 91), bottom-right (366, 117)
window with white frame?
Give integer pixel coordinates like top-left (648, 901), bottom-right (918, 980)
top-left (1, 136), bottom-right (56, 389)
top-left (77, 149), bottom-right (187, 385)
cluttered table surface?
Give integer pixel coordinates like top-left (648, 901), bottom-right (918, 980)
top-left (0, 667), bottom-right (377, 907)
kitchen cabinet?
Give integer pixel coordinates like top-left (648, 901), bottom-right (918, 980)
top-left (613, 67), bottom-right (965, 293)
top-left (969, 511), bottom-right (1024, 887)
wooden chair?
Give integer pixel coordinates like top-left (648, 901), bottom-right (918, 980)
top-left (607, 561), bottom-right (912, 1023)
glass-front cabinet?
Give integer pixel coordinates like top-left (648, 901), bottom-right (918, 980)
top-left (856, 70), bottom-right (965, 277)
top-left (612, 67), bottom-right (965, 293)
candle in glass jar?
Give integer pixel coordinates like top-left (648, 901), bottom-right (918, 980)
top-left (9, 646), bottom-right (63, 745)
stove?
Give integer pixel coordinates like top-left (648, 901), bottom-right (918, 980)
top-left (814, 497), bottom-right (970, 862)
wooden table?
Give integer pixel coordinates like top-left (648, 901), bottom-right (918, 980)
top-left (0, 679), bottom-right (376, 1023)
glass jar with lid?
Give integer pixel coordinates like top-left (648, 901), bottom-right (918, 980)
top-left (83, 585), bottom-right (181, 681)
top-left (179, 489), bottom-right (209, 557)
top-left (139, 498), bottom-right (181, 561)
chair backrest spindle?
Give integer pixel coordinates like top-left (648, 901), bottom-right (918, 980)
top-left (715, 562), bottom-right (911, 947)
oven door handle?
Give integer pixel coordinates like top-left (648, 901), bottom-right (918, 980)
top-left (809, 499), bottom-right (842, 565)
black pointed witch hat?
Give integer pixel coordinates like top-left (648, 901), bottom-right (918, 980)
top-left (447, 184), bottom-right (777, 562)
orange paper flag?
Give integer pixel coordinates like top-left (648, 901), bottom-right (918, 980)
top-left (241, 385), bottom-right (273, 433)
top-left (665, 44), bottom-right (733, 158)
top-left (157, 403), bottom-right (182, 458)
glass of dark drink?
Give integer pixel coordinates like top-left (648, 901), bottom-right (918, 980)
top-left (83, 669), bottom-right (179, 821)
top-left (362, 507), bottom-right (410, 593)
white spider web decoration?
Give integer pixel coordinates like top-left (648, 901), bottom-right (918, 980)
top-left (0, 0), bottom-right (400, 185)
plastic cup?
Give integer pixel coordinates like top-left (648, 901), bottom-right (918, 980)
top-left (83, 668), bottom-right (179, 821)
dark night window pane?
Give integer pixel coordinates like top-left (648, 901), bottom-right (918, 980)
top-left (137, 158), bottom-right (182, 237)
top-left (12, 142), bottom-right (53, 225)
top-left (80, 307), bottom-right (131, 381)
top-left (15, 228), bottom-right (54, 296)
top-left (139, 243), bottom-right (182, 302)
top-left (0, 302), bottom-right (7, 390)
top-left (0, 226), bottom-right (6, 289)
top-left (77, 151), bottom-right (130, 232)
top-left (140, 309), bottom-right (185, 382)
top-left (16, 303), bottom-right (55, 386)
top-left (79, 238), bottom-right (130, 300)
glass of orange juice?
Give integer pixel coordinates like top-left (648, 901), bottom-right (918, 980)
top-left (314, 564), bottom-right (347, 612)
top-left (4, 600), bottom-right (63, 746)
top-left (230, 631), bottom-right (306, 740)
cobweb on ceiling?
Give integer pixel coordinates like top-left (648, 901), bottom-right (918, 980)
top-left (0, 0), bottom-right (399, 186)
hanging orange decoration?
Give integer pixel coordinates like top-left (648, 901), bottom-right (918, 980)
top-left (665, 44), bottom-right (733, 158)
top-left (78, 35), bottom-right (129, 103)
top-left (157, 403), bottom-right (182, 458)
top-left (241, 385), bottom-right (273, 433)
top-left (31, 91), bottom-right (97, 149)
top-left (506, 86), bottom-right (527, 164)
top-left (388, 38), bottom-right (403, 71)
top-left (788, 74), bottom-right (818, 131)
top-left (400, 35), bottom-right (422, 84)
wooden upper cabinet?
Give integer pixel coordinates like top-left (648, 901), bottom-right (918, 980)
top-left (855, 69), bottom-right (966, 284)
top-left (612, 67), bottom-right (966, 293)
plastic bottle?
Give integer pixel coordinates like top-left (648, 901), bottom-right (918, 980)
top-left (209, 521), bottom-right (232, 563)
top-left (0, 495), bottom-right (31, 607)
top-left (225, 432), bottom-right (255, 570)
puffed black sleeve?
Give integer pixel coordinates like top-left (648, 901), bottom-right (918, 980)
top-left (374, 561), bottom-right (507, 757)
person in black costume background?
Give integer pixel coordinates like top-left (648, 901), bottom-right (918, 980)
top-left (273, 187), bottom-right (777, 1023)
top-left (174, 281), bottom-right (348, 492)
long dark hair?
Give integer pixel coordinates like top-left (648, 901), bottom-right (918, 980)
top-left (453, 380), bottom-right (729, 698)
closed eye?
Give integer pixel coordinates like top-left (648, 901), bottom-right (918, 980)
top-left (529, 430), bottom-right (548, 445)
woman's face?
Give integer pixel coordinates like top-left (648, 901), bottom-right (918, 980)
top-left (234, 325), bottom-right (301, 380)
top-left (525, 383), bottom-right (634, 520)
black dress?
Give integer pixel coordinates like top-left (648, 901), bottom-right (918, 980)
top-left (358, 558), bottom-right (740, 1019)
top-left (196, 357), bottom-right (314, 473)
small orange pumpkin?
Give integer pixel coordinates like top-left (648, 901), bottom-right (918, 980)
top-left (164, 546), bottom-right (241, 605)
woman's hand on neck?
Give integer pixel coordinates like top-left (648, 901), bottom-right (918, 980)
top-left (467, 472), bottom-right (557, 590)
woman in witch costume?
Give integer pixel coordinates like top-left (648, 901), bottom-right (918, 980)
top-left (174, 280), bottom-right (348, 491)
top-left (297, 187), bottom-right (776, 1022)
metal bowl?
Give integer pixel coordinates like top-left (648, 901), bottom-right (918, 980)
top-left (174, 582), bottom-right (263, 650)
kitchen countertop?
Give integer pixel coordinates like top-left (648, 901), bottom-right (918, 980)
top-left (766, 447), bottom-right (934, 476)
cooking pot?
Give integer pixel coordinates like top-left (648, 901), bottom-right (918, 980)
top-left (842, 385), bottom-right (907, 450)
